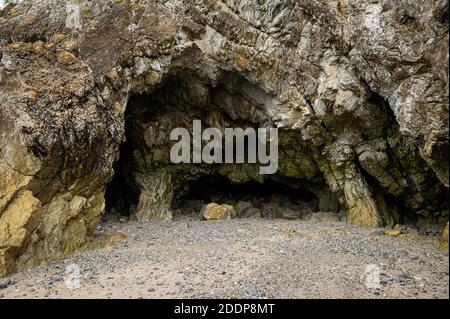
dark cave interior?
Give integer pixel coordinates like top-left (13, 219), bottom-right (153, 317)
top-left (171, 175), bottom-right (320, 218)
top-left (104, 68), bottom-right (341, 220)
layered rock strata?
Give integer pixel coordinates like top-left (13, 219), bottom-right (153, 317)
top-left (0, 0), bottom-right (448, 276)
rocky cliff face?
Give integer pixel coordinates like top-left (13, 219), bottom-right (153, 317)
top-left (0, 0), bottom-right (448, 277)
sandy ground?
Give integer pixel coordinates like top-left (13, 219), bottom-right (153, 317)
top-left (0, 216), bottom-right (448, 299)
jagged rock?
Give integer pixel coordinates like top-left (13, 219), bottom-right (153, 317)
top-left (201, 203), bottom-right (237, 221)
top-left (0, 0), bottom-right (448, 276)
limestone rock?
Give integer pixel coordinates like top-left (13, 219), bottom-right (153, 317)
top-left (0, 0), bottom-right (448, 277)
top-left (202, 203), bottom-right (237, 221)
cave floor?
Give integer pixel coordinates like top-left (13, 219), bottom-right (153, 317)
top-left (1, 217), bottom-right (448, 299)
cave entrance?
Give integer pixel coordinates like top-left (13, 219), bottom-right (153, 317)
top-left (104, 67), bottom-right (342, 221)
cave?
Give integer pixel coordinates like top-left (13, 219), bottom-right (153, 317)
top-left (171, 175), bottom-right (321, 219)
top-left (104, 141), bottom-right (334, 220)
top-left (104, 67), bottom-right (342, 220)
top-left (175, 175), bottom-right (318, 207)
top-left (1, 0), bottom-right (450, 291)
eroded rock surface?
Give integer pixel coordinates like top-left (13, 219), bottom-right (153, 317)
top-left (0, 0), bottom-right (448, 276)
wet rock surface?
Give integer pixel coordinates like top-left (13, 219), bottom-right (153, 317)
top-left (0, 0), bottom-right (448, 276)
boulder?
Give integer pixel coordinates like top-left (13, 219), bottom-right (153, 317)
top-left (240, 207), bottom-right (262, 219)
top-left (201, 203), bottom-right (237, 220)
top-left (384, 229), bottom-right (403, 238)
top-left (261, 203), bottom-right (283, 220)
top-left (235, 201), bottom-right (262, 219)
top-left (384, 224), bottom-right (406, 238)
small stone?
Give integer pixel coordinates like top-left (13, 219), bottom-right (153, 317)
top-left (244, 288), bottom-right (253, 296)
top-left (56, 51), bottom-right (77, 65)
top-left (384, 229), bottom-right (402, 237)
top-left (136, 278), bottom-right (145, 285)
top-left (398, 272), bottom-right (409, 280)
top-left (119, 217), bottom-right (128, 223)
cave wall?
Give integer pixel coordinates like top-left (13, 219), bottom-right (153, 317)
top-left (0, 0), bottom-right (448, 276)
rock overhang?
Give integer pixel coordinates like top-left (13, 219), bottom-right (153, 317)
top-left (0, 0), bottom-right (448, 277)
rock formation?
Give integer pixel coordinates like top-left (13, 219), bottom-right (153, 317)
top-left (0, 0), bottom-right (448, 276)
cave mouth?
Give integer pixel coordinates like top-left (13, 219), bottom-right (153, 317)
top-left (171, 175), bottom-right (320, 219)
top-left (104, 152), bottom-right (325, 220)
top-left (105, 142), bottom-right (140, 217)
top-left (104, 67), bottom-right (342, 221)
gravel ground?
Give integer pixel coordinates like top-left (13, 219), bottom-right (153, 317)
top-left (0, 216), bottom-right (448, 299)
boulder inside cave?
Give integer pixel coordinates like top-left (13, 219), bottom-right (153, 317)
top-left (171, 175), bottom-right (322, 219)
top-left (104, 153), bottom-right (340, 220)
top-left (104, 68), bottom-right (342, 221)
